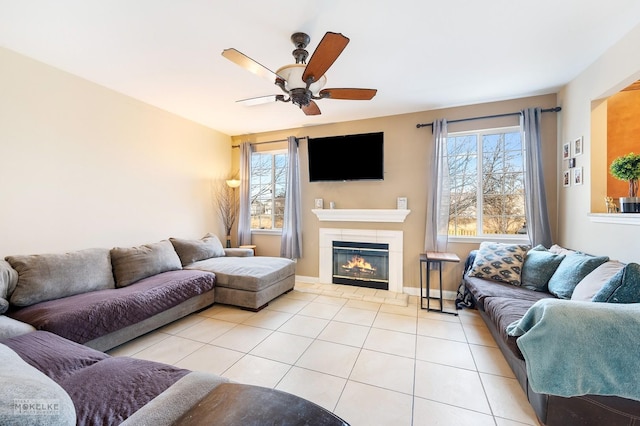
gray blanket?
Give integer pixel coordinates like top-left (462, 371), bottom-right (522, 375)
top-left (8, 270), bottom-right (215, 343)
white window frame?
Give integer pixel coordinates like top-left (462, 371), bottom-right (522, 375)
top-left (249, 149), bottom-right (287, 233)
top-left (447, 126), bottom-right (529, 244)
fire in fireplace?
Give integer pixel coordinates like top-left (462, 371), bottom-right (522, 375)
top-left (332, 241), bottom-right (389, 290)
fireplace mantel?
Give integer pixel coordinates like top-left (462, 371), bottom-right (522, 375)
top-left (312, 209), bottom-right (410, 223)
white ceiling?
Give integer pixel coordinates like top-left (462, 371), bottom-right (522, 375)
top-left (1, 1), bottom-right (640, 136)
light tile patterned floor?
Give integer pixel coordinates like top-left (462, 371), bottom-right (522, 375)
top-left (108, 285), bottom-right (541, 426)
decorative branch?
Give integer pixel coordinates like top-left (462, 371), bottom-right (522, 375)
top-left (213, 180), bottom-right (238, 238)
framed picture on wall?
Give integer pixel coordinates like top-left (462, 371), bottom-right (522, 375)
top-left (573, 136), bottom-right (583, 156)
top-left (562, 142), bottom-right (570, 160)
top-left (563, 170), bottom-right (570, 187)
top-left (573, 167), bottom-right (583, 185)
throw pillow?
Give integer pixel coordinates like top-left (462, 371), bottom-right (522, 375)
top-left (0, 260), bottom-right (17, 314)
top-left (467, 242), bottom-right (530, 286)
top-left (521, 250), bottom-right (565, 292)
top-left (571, 260), bottom-right (625, 301)
top-left (6, 248), bottom-right (115, 307)
top-left (110, 240), bottom-right (182, 288)
top-left (0, 344), bottom-right (76, 425)
top-left (547, 253), bottom-right (609, 299)
top-left (592, 263), bottom-right (640, 303)
top-left (170, 234), bottom-right (225, 266)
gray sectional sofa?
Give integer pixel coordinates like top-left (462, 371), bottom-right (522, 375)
top-left (0, 234), bottom-right (295, 351)
top-left (0, 234), bottom-right (321, 425)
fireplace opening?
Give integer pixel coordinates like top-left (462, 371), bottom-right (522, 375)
top-left (332, 241), bottom-right (389, 290)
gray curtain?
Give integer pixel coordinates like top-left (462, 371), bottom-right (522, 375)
top-left (521, 108), bottom-right (552, 248)
top-left (280, 136), bottom-right (302, 258)
top-left (237, 141), bottom-right (253, 246)
top-left (425, 119), bottom-right (450, 252)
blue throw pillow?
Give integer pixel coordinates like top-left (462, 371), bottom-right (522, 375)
top-left (592, 263), bottom-right (640, 303)
top-left (521, 250), bottom-right (565, 292)
top-left (547, 253), bottom-right (609, 299)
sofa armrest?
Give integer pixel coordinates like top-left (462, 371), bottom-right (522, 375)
top-left (224, 248), bottom-right (254, 257)
top-left (120, 372), bottom-right (228, 426)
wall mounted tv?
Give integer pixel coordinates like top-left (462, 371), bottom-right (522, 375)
top-left (307, 132), bottom-right (384, 182)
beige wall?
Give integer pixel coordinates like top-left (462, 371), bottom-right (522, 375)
top-left (0, 47), bottom-right (232, 256)
top-left (232, 93), bottom-right (558, 295)
top-left (557, 21), bottom-right (640, 262)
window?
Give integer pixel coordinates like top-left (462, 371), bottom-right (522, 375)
top-left (447, 126), bottom-right (526, 237)
top-left (250, 150), bottom-right (288, 230)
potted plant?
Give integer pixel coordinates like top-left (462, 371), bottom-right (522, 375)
top-left (610, 152), bottom-right (640, 213)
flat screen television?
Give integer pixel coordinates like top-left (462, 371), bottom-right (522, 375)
top-left (307, 132), bottom-right (384, 182)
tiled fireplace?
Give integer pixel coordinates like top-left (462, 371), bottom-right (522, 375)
top-left (319, 228), bottom-right (403, 293)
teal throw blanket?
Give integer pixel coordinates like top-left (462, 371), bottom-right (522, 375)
top-left (507, 298), bottom-right (640, 401)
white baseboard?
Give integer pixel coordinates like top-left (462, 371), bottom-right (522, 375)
top-left (294, 275), bottom-right (458, 301)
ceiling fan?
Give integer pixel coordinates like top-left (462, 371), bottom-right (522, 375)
top-left (222, 32), bottom-right (377, 116)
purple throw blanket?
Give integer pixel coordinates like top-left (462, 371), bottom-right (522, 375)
top-left (2, 331), bottom-right (190, 425)
top-left (8, 270), bottom-right (215, 343)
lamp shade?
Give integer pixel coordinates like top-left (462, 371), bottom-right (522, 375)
top-left (226, 179), bottom-right (241, 188)
top-left (275, 64), bottom-right (327, 94)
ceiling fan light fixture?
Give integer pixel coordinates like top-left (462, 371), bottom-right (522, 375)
top-left (275, 64), bottom-right (327, 94)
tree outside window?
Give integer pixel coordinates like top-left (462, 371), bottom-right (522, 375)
top-left (250, 151), bottom-right (288, 230)
top-left (447, 127), bottom-right (526, 237)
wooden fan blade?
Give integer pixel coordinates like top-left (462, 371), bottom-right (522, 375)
top-left (222, 48), bottom-right (281, 82)
top-left (302, 101), bottom-right (321, 116)
top-left (302, 32), bottom-right (349, 84)
top-left (319, 88), bottom-right (377, 100)
top-left (236, 95), bottom-right (279, 106)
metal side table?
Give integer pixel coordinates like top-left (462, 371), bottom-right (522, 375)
top-left (419, 251), bottom-right (460, 315)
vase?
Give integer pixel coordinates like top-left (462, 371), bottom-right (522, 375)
top-left (619, 197), bottom-right (640, 213)
top-left (226, 236), bottom-right (232, 248)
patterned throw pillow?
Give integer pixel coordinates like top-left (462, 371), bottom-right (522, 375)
top-left (468, 242), bottom-right (530, 286)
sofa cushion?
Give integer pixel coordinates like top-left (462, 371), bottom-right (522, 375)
top-left (571, 260), bottom-right (626, 301)
top-left (6, 248), bottom-right (115, 307)
top-left (185, 256), bottom-right (295, 292)
top-left (61, 356), bottom-right (189, 425)
top-left (0, 343), bottom-right (76, 425)
top-left (464, 276), bottom-right (553, 310)
top-left (483, 296), bottom-right (537, 359)
top-left (110, 240), bottom-right (182, 288)
top-left (0, 260), bottom-right (18, 314)
top-left (8, 270), bottom-right (215, 344)
top-left (592, 263), bottom-right (640, 303)
top-left (170, 234), bottom-right (225, 266)
top-left (547, 253), bottom-right (609, 299)
top-left (521, 249), bottom-right (565, 292)
top-left (1, 331), bottom-right (109, 382)
top-left (467, 242), bottom-right (529, 286)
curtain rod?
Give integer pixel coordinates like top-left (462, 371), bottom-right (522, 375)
top-left (232, 136), bottom-right (308, 148)
top-left (415, 106), bottom-right (561, 129)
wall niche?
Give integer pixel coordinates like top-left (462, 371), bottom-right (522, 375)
top-left (607, 81), bottom-right (640, 199)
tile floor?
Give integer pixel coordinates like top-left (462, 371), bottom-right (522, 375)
top-left (108, 284), bottom-right (540, 426)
